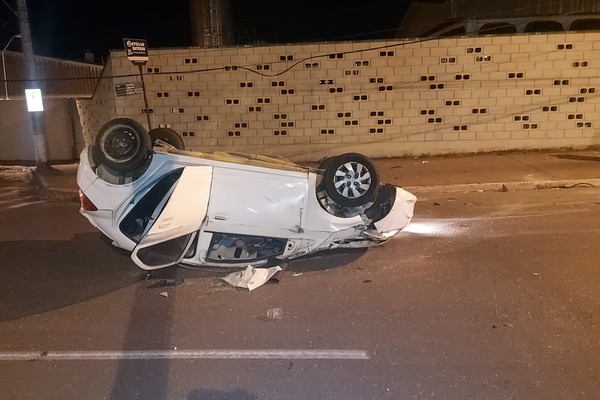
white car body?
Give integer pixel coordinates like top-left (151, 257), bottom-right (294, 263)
top-left (77, 144), bottom-right (417, 270)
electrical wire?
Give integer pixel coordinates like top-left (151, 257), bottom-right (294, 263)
top-left (0, 19), bottom-right (597, 85)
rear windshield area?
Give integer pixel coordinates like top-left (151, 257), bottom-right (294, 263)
top-left (119, 168), bottom-right (184, 242)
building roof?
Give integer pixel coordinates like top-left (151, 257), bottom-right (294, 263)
top-left (1, 51), bottom-right (103, 100)
top-left (421, 13), bottom-right (600, 38)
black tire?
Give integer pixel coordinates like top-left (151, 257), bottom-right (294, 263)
top-left (318, 156), bottom-right (335, 171)
top-left (148, 127), bottom-right (185, 150)
top-left (95, 118), bottom-right (151, 173)
top-left (322, 153), bottom-right (380, 207)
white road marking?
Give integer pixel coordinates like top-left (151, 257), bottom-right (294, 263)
top-left (0, 349), bottom-right (369, 361)
top-left (0, 190), bottom-right (43, 212)
top-left (5, 200), bottom-right (46, 210)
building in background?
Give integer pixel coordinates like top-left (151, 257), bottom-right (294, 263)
top-left (3, 0), bottom-right (600, 163)
top-left (0, 51), bottom-right (102, 162)
top-left (190, 0), bottom-right (232, 47)
top-left (397, 0), bottom-right (600, 38)
top-left (75, 30), bottom-right (600, 162)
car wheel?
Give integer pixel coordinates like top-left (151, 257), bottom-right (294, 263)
top-left (318, 156), bottom-right (335, 171)
top-left (95, 118), bottom-right (151, 172)
top-left (148, 127), bottom-right (185, 150)
top-left (322, 153), bottom-right (380, 207)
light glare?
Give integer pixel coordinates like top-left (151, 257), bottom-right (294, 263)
top-left (403, 220), bottom-right (461, 237)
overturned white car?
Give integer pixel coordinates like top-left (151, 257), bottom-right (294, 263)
top-left (77, 118), bottom-right (417, 270)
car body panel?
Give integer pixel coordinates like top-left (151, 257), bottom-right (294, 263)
top-left (78, 143), bottom-right (417, 270)
top-left (76, 148), bottom-right (98, 194)
top-left (206, 167), bottom-right (308, 239)
top-left (140, 166), bottom-right (212, 243)
top-left (374, 187), bottom-right (418, 233)
top-left (166, 147), bottom-right (311, 173)
top-left (130, 166), bottom-right (212, 270)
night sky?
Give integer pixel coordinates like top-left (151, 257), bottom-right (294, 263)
top-left (1, 0), bottom-right (411, 61)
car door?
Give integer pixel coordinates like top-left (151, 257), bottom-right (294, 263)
top-left (205, 166), bottom-right (308, 238)
top-left (130, 166), bottom-right (212, 270)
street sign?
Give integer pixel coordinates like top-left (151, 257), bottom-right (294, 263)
top-left (122, 38), bottom-right (152, 129)
top-left (123, 38), bottom-right (149, 65)
top-left (115, 82), bottom-right (143, 97)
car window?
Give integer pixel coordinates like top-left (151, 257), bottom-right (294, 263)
top-left (120, 168), bottom-right (184, 242)
top-left (136, 233), bottom-right (194, 267)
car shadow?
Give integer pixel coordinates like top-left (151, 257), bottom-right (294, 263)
top-left (286, 247), bottom-right (368, 272)
top-left (109, 274), bottom-right (175, 400)
top-left (0, 229), bottom-right (368, 322)
top-left (177, 247), bottom-right (368, 277)
top-left (0, 232), bottom-right (142, 322)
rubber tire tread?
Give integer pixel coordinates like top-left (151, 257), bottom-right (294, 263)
top-left (149, 127), bottom-right (185, 150)
top-left (95, 118), bottom-right (151, 173)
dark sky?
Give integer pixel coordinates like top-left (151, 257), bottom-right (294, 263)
top-left (1, 0), bottom-right (411, 61)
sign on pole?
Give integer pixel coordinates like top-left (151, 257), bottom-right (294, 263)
top-left (115, 82), bottom-right (143, 97)
top-left (123, 38), bottom-right (152, 130)
top-left (123, 38), bottom-right (149, 65)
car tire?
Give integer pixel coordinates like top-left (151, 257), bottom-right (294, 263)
top-left (95, 118), bottom-right (151, 173)
top-left (148, 127), bottom-right (185, 150)
top-left (322, 153), bottom-right (380, 207)
top-left (318, 156), bottom-right (335, 171)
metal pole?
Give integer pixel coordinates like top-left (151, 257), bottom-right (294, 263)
top-left (138, 63), bottom-right (152, 131)
top-left (17, 0), bottom-right (48, 167)
top-left (1, 34), bottom-right (21, 100)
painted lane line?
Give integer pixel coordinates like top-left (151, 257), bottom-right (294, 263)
top-left (0, 349), bottom-right (370, 361)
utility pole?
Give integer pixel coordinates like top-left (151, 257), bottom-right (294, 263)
top-left (16, 0), bottom-right (48, 168)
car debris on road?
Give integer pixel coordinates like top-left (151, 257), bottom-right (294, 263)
top-left (221, 265), bottom-right (282, 291)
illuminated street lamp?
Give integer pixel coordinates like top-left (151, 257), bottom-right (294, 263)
top-left (2, 34), bottom-right (22, 100)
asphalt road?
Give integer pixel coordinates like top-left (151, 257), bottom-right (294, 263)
top-left (1, 177), bottom-right (599, 400)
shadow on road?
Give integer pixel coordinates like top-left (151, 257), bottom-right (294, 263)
top-left (0, 232), bottom-right (141, 322)
top-left (287, 248), bottom-right (368, 273)
top-left (106, 249), bottom-right (364, 398)
top-left (109, 269), bottom-right (182, 400)
top-left (173, 248), bottom-right (367, 277)
top-left (0, 228), bottom-right (366, 322)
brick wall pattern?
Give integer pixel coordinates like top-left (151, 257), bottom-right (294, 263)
top-left (77, 32), bottom-right (600, 161)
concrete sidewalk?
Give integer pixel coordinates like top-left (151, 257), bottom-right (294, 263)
top-left (27, 148), bottom-right (600, 202)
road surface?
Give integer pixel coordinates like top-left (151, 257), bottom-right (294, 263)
top-left (0, 177), bottom-right (599, 399)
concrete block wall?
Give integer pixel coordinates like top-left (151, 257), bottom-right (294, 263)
top-left (77, 32), bottom-right (600, 161)
top-left (76, 59), bottom-right (118, 146)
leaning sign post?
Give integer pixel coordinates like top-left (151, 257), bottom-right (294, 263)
top-left (123, 38), bottom-right (152, 130)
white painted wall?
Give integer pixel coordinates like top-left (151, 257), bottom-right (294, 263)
top-left (0, 99), bottom-right (80, 162)
top-left (0, 101), bottom-right (35, 161)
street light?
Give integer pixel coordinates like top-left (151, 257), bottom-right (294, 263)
top-left (2, 34), bottom-right (22, 100)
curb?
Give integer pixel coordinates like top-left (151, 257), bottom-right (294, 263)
top-left (32, 170), bottom-right (80, 203)
top-left (39, 186), bottom-right (80, 202)
top-left (32, 176), bottom-right (600, 203)
top-left (406, 178), bottom-right (600, 195)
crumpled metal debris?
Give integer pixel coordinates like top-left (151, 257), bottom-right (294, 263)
top-left (221, 265), bottom-right (282, 291)
top-left (266, 308), bottom-right (283, 320)
top-left (147, 276), bottom-right (185, 289)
